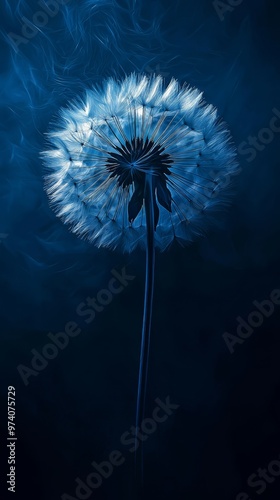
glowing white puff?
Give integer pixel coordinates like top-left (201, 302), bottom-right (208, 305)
top-left (42, 74), bottom-right (238, 251)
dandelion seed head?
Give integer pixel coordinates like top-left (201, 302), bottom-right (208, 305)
top-left (42, 74), bottom-right (238, 251)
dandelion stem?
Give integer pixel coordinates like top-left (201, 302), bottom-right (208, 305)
top-left (135, 174), bottom-right (155, 490)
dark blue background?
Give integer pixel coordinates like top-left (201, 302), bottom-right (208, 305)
top-left (1, 0), bottom-right (280, 499)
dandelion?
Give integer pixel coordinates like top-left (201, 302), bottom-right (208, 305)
top-left (42, 73), bottom-right (238, 482)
